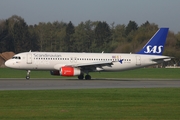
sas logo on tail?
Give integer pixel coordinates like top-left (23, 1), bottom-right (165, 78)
top-left (144, 45), bottom-right (163, 53)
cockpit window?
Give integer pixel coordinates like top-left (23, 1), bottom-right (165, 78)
top-left (12, 56), bottom-right (21, 59)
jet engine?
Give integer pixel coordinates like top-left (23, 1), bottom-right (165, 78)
top-left (50, 67), bottom-right (81, 76)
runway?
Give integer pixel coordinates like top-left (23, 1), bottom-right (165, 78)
top-left (0, 78), bottom-right (180, 90)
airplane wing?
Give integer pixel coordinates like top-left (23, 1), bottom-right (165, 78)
top-left (69, 61), bottom-right (113, 72)
top-left (54, 61), bottom-right (113, 71)
top-left (68, 61), bottom-right (113, 67)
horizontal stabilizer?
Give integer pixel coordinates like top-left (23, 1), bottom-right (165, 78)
top-left (151, 56), bottom-right (172, 62)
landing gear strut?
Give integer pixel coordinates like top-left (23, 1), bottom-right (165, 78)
top-left (26, 70), bottom-right (31, 80)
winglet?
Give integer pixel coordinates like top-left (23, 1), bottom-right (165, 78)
top-left (136, 28), bottom-right (169, 55)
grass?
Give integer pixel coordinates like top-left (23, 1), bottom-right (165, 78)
top-left (0, 88), bottom-right (180, 120)
top-left (0, 68), bottom-right (180, 79)
top-left (0, 68), bottom-right (180, 119)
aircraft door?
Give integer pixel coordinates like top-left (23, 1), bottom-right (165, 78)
top-left (136, 56), bottom-right (141, 66)
top-left (27, 53), bottom-right (32, 64)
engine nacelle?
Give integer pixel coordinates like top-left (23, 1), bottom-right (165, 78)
top-left (50, 67), bottom-right (81, 76)
top-left (60, 67), bottom-right (81, 76)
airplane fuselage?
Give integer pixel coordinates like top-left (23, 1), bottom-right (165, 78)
top-left (6, 52), bottom-right (170, 71)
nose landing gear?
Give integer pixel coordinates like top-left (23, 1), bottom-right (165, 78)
top-left (26, 70), bottom-right (31, 80)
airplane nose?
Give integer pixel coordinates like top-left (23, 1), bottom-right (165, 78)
top-left (5, 60), bottom-right (12, 68)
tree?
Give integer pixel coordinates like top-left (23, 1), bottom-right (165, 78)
top-left (63, 21), bottom-right (75, 52)
top-left (94, 21), bottom-right (112, 52)
top-left (0, 20), bottom-right (9, 52)
top-left (73, 20), bottom-right (94, 52)
top-left (1, 15), bottom-right (180, 67)
top-left (1, 15), bottom-right (33, 53)
top-left (125, 20), bottom-right (138, 36)
top-left (28, 25), bottom-right (40, 51)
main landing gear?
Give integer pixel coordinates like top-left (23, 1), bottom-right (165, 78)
top-left (78, 74), bottom-right (84, 80)
top-left (78, 73), bottom-right (91, 80)
top-left (26, 70), bottom-right (31, 80)
top-left (85, 75), bottom-right (91, 80)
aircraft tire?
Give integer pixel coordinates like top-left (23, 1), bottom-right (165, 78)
top-left (26, 76), bottom-right (30, 80)
top-left (78, 74), bottom-right (84, 80)
top-left (85, 75), bottom-right (91, 80)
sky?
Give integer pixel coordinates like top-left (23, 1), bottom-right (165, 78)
top-left (0, 0), bottom-right (180, 33)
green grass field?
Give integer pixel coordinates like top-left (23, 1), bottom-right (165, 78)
top-left (0, 88), bottom-right (180, 120)
top-left (0, 68), bottom-right (180, 119)
top-left (0, 68), bottom-right (180, 79)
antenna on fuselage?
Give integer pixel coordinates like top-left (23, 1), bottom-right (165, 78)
top-left (29, 50), bottom-right (31, 52)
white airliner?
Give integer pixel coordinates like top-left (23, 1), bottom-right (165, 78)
top-left (5, 28), bottom-right (171, 80)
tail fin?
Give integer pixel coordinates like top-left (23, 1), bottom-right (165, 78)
top-left (136, 28), bottom-right (169, 55)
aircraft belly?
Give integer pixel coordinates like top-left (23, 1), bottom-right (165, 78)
top-left (35, 64), bottom-right (54, 70)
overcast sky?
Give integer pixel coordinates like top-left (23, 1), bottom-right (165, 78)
top-left (0, 0), bottom-right (180, 33)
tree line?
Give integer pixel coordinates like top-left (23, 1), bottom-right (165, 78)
top-left (0, 15), bottom-right (180, 65)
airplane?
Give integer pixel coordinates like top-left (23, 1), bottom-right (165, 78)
top-left (5, 28), bottom-right (171, 80)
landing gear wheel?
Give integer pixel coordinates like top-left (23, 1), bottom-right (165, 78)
top-left (78, 74), bottom-right (84, 80)
top-left (26, 70), bottom-right (31, 80)
top-left (85, 75), bottom-right (91, 80)
top-left (26, 76), bottom-right (30, 80)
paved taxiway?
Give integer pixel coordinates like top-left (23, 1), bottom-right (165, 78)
top-left (0, 78), bottom-right (180, 90)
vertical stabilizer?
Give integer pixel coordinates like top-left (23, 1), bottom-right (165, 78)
top-left (137, 28), bottom-right (169, 55)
